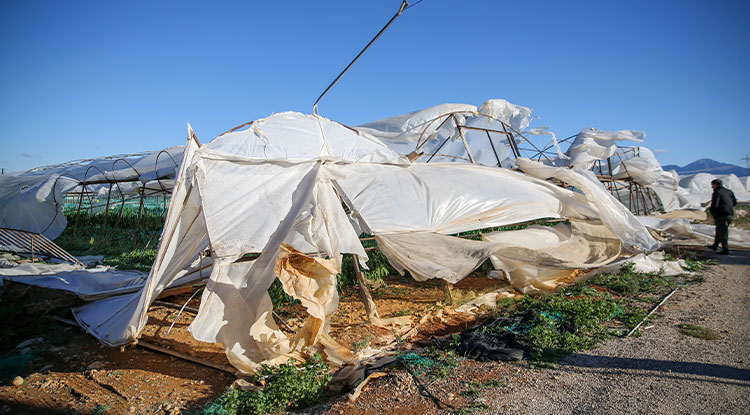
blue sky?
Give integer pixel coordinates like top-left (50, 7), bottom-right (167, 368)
top-left (1, 0), bottom-right (748, 173)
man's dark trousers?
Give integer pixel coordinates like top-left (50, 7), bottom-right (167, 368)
top-left (712, 215), bottom-right (732, 252)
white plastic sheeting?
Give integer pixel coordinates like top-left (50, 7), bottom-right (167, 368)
top-left (564, 128), bottom-right (644, 170)
top-left (74, 134), bottom-right (210, 346)
top-left (610, 147), bottom-right (681, 211)
top-left (1, 266), bottom-right (146, 301)
top-left (0, 173), bottom-right (77, 239)
top-left (677, 173), bottom-right (750, 206)
top-left (356, 99), bottom-right (558, 167)
top-left (581, 251), bottom-right (690, 279)
top-left (516, 158), bottom-right (660, 251)
top-left (484, 221), bottom-right (622, 293)
top-left (637, 215), bottom-right (750, 249)
top-left (66, 111), bottom-right (673, 375)
top-left (0, 147), bottom-right (183, 240)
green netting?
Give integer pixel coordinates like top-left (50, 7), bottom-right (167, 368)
top-left (0, 352), bottom-right (38, 374)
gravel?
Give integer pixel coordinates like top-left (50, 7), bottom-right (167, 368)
top-left (484, 249), bottom-right (750, 415)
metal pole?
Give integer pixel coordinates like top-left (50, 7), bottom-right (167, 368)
top-left (485, 130), bottom-right (502, 167)
top-left (103, 182), bottom-right (113, 229)
top-left (313, 1), bottom-right (409, 114)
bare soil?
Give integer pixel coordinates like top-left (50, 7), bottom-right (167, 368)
top-left (2, 249), bottom-right (747, 415)
top-left (0, 272), bottom-right (504, 414)
top-left (310, 248), bottom-right (750, 415)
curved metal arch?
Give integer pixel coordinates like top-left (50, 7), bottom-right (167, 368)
top-left (39, 172), bottom-right (84, 236)
top-left (411, 109), bottom-right (552, 164)
top-left (82, 164), bottom-right (128, 222)
top-left (111, 158), bottom-right (143, 222)
top-left (154, 150), bottom-right (179, 214)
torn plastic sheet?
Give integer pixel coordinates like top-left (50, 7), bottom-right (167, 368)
top-left (374, 222), bottom-right (621, 293)
top-left (67, 112), bottom-right (675, 377)
top-left (0, 146), bottom-right (183, 240)
top-left (484, 221), bottom-right (622, 293)
top-left (328, 162), bottom-right (596, 235)
top-left (638, 216), bottom-right (750, 249)
top-left (580, 251), bottom-right (689, 279)
top-left (1, 266), bottom-right (146, 301)
top-left (274, 244), bottom-right (355, 365)
top-left (74, 134), bottom-right (209, 346)
top-left (356, 99), bottom-right (559, 167)
top-left (609, 147), bottom-right (681, 211)
top-left (516, 158), bottom-right (660, 251)
top-left (375, 232), bottom-right (502, 284)
top-left (563, 128), bottom-right (645, 170)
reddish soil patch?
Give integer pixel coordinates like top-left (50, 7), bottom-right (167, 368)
top-left (0, 272), bottom-right (510, 414)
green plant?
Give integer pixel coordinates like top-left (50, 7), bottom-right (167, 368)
top-left (586, 262), bottom-right (666, 295)
top-left (54, 208), bottom-right (165, 271)
top-left (202, 354), bottom-right (331, 415)
top-left (351, 335), bottom-right (373, 354)
top-left (458, 401), bottom-right (490, 414)
top-left (425, 347), bottom-right (459, 378)
top-left (93, 404), bottom-right (112, 414)
top-left (267, 278), bottom-right (298, 308)
top-left (398, 348), bottom-right (460, 382)
top-left (336, 251), bottom-right (396, 293)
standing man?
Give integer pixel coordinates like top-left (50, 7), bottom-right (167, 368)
top-left (708, 178), bottom-right (737, 255)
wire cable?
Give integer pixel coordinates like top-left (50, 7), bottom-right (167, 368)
top-left (313, 0), bottom-right (420, 114)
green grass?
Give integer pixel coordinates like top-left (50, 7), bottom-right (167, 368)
top-left (677, 323), bottom-right (720, 340)
top-left (54, 209), bottom-right (163, 271)
top-left (460, 379), bottom-right (507, 397)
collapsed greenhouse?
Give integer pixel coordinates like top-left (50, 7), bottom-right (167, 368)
top-left (2, 99), bottom-right (750, 379)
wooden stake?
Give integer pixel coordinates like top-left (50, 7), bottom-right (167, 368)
top-left (353, 255), bottom-right (382, 325)
top-left (442, 280), bottom-right (454, 305)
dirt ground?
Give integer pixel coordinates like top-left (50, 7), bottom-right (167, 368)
top-left (311, 248), bottom-right (750, 415)
top-left (2, 249), bottom-right (748, 414)
top-left (0, 270), bottom-right (503, 414)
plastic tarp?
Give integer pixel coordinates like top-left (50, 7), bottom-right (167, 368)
top-left (483, 221), bottom-right (622, 293)
top-left (637, 215), bottom-right (750, 249)
top-left (73, 134), bottom-right (209, 346)
top-left (355, 99), bottom-right (558, 168)
top-left (563, 128), bottom-right (644, 170)
top-left (0, 147), bottom-right (182, 240)
top-left (580, 251), bottom-right (689, 279)
top-left (1, 265), bottom-right (146, 301)
top-left (610, 147), bottom-right (681, 211)
top-left (675, 173), bottom-right (750, 207)
top-left (67, 112), bottom-right (675, 374)
top-left (516, 158), bottom-right (660, 251)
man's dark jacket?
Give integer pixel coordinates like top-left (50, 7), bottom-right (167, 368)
top-left (710, 186), bottom-right (737, 217)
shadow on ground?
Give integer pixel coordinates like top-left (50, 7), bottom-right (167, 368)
top-left (559, 354), bottom-right (750, 383)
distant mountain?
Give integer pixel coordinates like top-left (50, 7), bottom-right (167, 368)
top-left (662, 158), bottom-right (748, 177)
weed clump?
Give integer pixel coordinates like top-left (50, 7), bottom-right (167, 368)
top-left (514, 293), bottom-right (620, 359)
top-left (202, 354), bottom-right (331, 415)
top-left (678, 323), bottom-right (720, 340)
top-left (399, 347), bottom-right (460, 381)
top-left (473, 256), bottom-right (711, 362)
